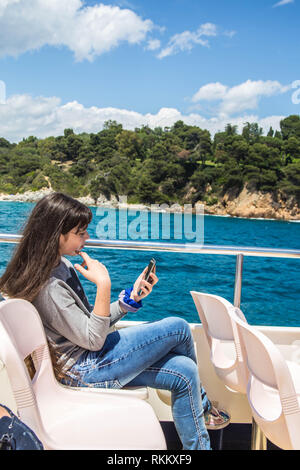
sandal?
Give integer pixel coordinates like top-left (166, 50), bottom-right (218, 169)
top-left (205, 405), bottom-right (230, 430)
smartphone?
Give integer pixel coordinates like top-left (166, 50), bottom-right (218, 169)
top-left (138, 258), bottom-right (156, 295)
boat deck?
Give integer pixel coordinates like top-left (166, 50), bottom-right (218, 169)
top-left (161, 421), bottom-right (281, 450)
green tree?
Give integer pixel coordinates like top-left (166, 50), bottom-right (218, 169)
top-left (0, 137), bottom-right (12, 148)
top-left (259, 169), bottom-right (278, 192)
top-left (116, 130), bottom-right (143, 160)
top-left (280, 115), bottom-right (300, 140)
top-left (242, 122), bottom-right (263, 144)
top-left (219, 161), bottom-right (244, 195)
top-left (229, 135), bottom-right (249, 167)
top-left (7, 152), bottom-right (43, 179)
top-left (64, 132), bottom-right (84, 161)
top-left (137, 174), bottom-right (158, 203)
top-left (225, 123), bottom-right (238, 136)
top-left (0, 152), bottom-right (9, 175)
top-left (279, 162), bottom-right (300, 201)
top-left (94, 121), bottom-right (123, 162)
top-left (283, 136), bottom-right (300, 161)
top-left (247, 143), bottom-right (281, 170)
top-left (192, 130), bottom-right (212, 167)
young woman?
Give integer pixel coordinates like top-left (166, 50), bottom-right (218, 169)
top-left (0, 192), bottom-right (229, 450)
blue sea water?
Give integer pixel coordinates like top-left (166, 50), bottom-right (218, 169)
top-left (0, 201), bottom-right (299, 327)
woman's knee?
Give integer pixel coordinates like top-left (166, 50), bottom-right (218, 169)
top-left (180, 356), bottom-right (200, 385)
top-left (161, 316), bottom-right (191, 335)
top-left (167, 355), bottom-right (200, 392)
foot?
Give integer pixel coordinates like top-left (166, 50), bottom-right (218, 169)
top-left (205, 405), bottom-right (230, 430)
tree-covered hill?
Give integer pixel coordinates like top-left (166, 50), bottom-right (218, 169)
top-left (0, 115), bottom-right (299, 207)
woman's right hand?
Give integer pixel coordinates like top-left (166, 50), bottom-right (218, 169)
top-left (74, 251), bottom-right (111, 286)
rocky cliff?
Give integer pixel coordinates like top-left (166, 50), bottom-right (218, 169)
top-left (196, 185), bottom-right (299, 221)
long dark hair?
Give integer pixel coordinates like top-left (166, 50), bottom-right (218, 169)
top-left (0, 192), bottom-right (92, 301)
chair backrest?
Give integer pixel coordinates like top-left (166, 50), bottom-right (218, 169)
top-left (191, 291), bottom-right (236, 343)
top-left (233, 313), bottom-right (300, 450)
top-left (190, 291), bottom-right (248, 393)
top-left (0, 299), bottom-right (55, 438)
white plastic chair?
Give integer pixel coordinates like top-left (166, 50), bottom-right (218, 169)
top-left (231, 309), bottom-right (300, 450)
top-left (190, 291), bottom-right (248, 394)
top-left (0, 299), bottom-right (167, 450)
top-left (190, 291), bottom-right (300, 449)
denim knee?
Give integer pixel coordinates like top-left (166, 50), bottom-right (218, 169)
top-left (162, 316), bottom-right (191, 336)
top-left (170, 356), bottom-right (201, 394)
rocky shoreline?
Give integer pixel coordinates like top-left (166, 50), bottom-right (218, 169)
top-left (196, 186), bottom-right (300, 221)
top-left (0, 187), bottom-right (299, 221)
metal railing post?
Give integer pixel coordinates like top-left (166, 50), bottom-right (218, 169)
top-left (233, 253), bottom-right (268, 451)
top-left (234, 253), bottom-right (244, 308)
top-left (251, 418), bottom-right (267, 450)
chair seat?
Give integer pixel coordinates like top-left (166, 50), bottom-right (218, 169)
top-left (276, 344), bottom-right (300, 364)
top-left (212, 340), bottom-right (236, 368)
top-left (37, 387), bottom-right (165, 450)
top-left (249, 358), bottom-right (300, 422)
top-left (61, 383), bottom-right (149, 400)
top-left (0, 299), bottom-right (167, 450)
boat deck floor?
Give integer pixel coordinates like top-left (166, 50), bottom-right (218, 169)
top-left (161, 422), bottom-right (281, 451)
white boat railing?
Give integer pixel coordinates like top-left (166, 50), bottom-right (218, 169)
top-left (0, 233), bottom-right (299, 309)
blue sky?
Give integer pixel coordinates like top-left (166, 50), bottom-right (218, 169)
top-left (0, 0), bottom-right (299, 142)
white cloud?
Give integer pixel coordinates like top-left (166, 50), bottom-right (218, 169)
top-left (223, 30), bottom-right (236, 38)
top-left (273, 0), bottom-right (294, 7)
top-left (146, 39), bottom-right (161, 51)
top-left (192, 79), bottom-right (291, 116)
top-left (0, 0), bottom-right (153, 61)
top-left (157, 23), bottom-right (217, 59)
top-left (0, 92), bottom-right (285, 143)
top-left (192, 82), bottom-right (228, 102)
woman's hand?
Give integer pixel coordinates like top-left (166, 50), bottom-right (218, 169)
top-left (74, 251), bottom-right (111, 287)
top-left (131, 266), bottom-right (159, 302)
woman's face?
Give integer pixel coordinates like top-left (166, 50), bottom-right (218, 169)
top-left (59, 224), bottom-right (90, 256)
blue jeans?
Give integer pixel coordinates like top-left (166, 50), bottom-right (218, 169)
top-left (62, 317), bottom-right (211, 450)
top-left (0, 404), bottom-right (43, 450)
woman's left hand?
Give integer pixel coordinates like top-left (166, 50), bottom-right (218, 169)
top-left (131, 266), bottom-right (159, 302)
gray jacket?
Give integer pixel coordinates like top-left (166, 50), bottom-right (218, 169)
top-left (32, 256), bottom-right (127, 372)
